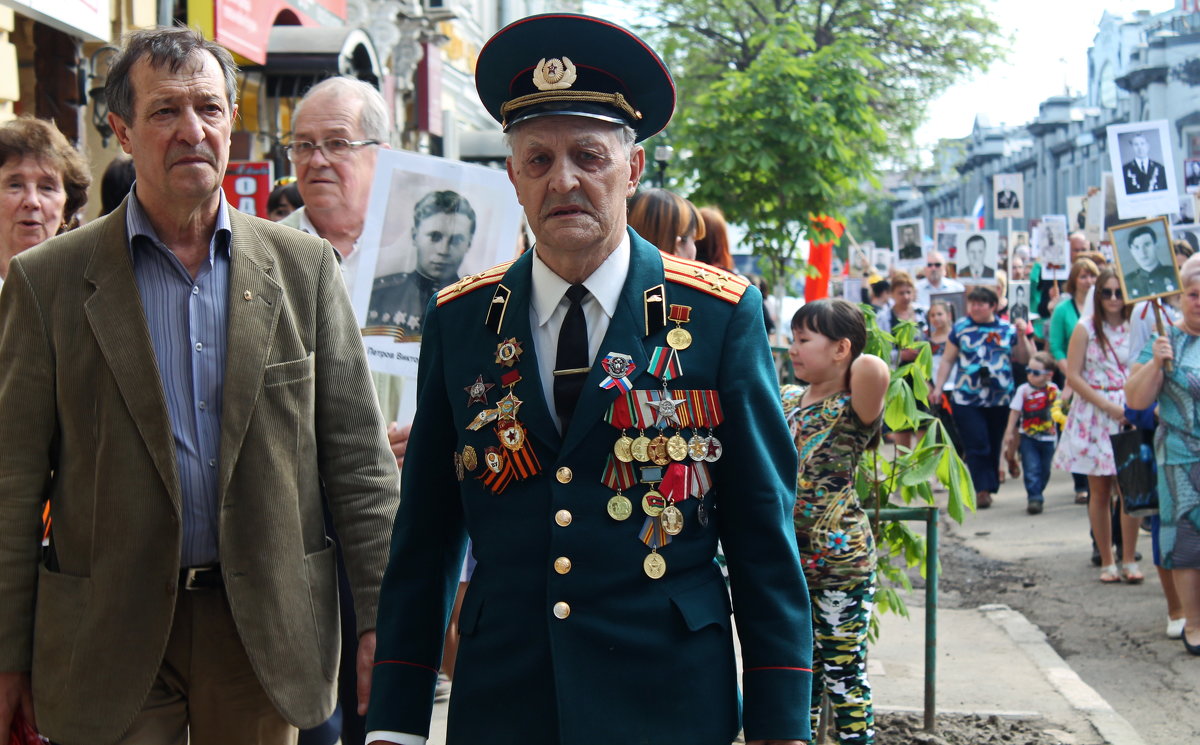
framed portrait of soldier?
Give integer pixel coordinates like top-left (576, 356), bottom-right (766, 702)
top-left (891, 218), bottom-right (924, 263)
top-left (352, 149), bottom-right (522, 424)
top-left (993, 173), bottom-right (1024, 219)
top-left (872, 247), bottom-right (894, 275)
top-left (1107, 120), bottom-right (1179, 220)
top-left (955, 230), bottom-right (1000, 284)
top-left (1008, 280), bottom-right (1032, 322)
top-left (1036, 215), bottom-right (1069, 277)
top-left (1186, 158), bottom-right (1200, 193)
top-left (1109, 216), bottom-right (1182, 303)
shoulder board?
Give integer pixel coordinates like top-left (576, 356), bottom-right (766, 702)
top-left (437, 260), bottom-right (517, 306)
top-left (660, 254), bottom-right (750, 304)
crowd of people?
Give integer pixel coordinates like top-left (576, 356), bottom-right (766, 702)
top-left (869, 229), bottom-right (1200, 657)
top-left (5, 13), bottom-right (1200, 745)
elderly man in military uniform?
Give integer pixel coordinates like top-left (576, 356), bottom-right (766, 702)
top-left (1123, 224), bottom-right (1178, 299)
top-left (364, 13), bottom-right (812, 745)
top-left (367, 190), bottom-right (477, 339)
top-left (1122, 133), bottom-right (1167, 194)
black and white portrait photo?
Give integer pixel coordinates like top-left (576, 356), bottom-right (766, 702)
top-left (1107, 120), bottom-right (1179, 220)
top-left (1109, 216), bottom-right (1181, 303)
top-left (891, 219), bottom-right (923, 262)
top-left (1186, 158), bottom-right (1200, 193)
top-left (1008, 280), bottom-right (1031, 323)
top-left (993, 173), bottom-right (1024, 219)
top-left (955, 231), bottom-right (999, 282)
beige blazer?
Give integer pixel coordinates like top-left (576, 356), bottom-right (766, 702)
top-left (0, 203), bottom-right (400, 745)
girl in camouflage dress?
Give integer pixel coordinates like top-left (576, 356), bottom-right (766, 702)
top-left (782, 299), bottom-right (889, 744)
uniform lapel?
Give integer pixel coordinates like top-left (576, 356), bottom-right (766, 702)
top-left (82, 203), bottom-right (181, 507)
top-left (495, 254), bottom-right (561, 452)
top-left (218, 211), bottom-right (283, 496)
top-left (560, 231), bottom-right (661, 458)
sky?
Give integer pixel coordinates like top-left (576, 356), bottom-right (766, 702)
top-left (584, 1), bottom-right (1176, 150)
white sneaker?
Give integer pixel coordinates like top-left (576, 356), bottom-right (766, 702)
top-left (1167, 617), bottom-right (1186, 639)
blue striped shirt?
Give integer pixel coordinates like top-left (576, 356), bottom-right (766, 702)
top-left (127, 188), bottom-right (231, 567)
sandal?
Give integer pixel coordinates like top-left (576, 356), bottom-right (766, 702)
top-left (1099, 564), bottom-right (1120, 583)
top-left (1121, 563), bottom-right (1145, 584)
top-left (1074, 491), bottom-right (1090, 505)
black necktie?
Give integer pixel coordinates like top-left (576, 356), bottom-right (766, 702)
top-left (554, 284), bottom-right (590, 431)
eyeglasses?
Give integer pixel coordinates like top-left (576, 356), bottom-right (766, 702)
top-left (1100, 288), bottom-right (1123, 300)
top-left (1027, 368), bottom-right (1050, 376)
top-left (927, 262), bottom-right (943, 268)
top-left (284, 138), bottom-right (379, 163)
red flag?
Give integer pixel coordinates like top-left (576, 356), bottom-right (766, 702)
top-left (805, 215), bottom-right (844, 301)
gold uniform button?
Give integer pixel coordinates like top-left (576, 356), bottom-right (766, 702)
top-left (556, 467), bottom-right (573, 484)
top-left (555, 509), bottom-right (573, 526)
top-left (554, 556), bottom-right (572, 574)
top-left (553, 601), bottom-right (571, 619)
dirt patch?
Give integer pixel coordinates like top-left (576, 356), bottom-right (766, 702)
top-left (875, 712), bottom-right (1071, 744)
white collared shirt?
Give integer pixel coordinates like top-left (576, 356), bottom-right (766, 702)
top-left (531, 233), bottom-right (631, 432)
top-left (292, 207), bottom-right (362, 292)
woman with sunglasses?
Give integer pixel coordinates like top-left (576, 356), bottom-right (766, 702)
top-left (1053, 268), bottom-right (1142, 583)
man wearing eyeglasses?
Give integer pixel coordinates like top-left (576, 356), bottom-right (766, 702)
top-left (915, 249), bottom-right (964, 307)
top-left (280, 77), bottom-right (389, 292)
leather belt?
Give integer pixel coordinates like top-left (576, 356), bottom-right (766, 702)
top-left (181, 564), bottom-right (223, 590)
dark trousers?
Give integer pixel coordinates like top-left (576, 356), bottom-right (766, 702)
top-left (952, 403), bottom-right (1009, 493)
top-left (1019, 435), bottom-right (1055, 502)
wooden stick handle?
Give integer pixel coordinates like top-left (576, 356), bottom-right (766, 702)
top-left (1152, 300), bottom-right (1173, 373)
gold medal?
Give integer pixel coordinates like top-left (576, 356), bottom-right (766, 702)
top-left (631, 435), bottom-right (651, 463)
top-left (666, 326), bottom-right (692, 350)
top-left (661, 504), bottom-right (684, 535)
top-left (648, 435), bottom-right (670, 466)
top-left (462, 445), bottom-right (478, 472)
top-left (644, 550), bottom-right (666, 579)
top-left (642, 489), bottom-right (665, 517)
top-left (666, 434), bottom-right (688, 462)
top-left (613, 435), bottom-right (634, 463)
top-left (607, 494), bottom-right (633, 521)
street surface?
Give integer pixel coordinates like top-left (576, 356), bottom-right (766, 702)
top-left (931, 465), bottom-right (1200, 744)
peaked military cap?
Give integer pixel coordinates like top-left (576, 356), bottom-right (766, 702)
top-left (475, 13), bottom-right (675, 142)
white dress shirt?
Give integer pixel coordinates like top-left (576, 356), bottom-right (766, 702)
top-left (364, 233), bottom-right (631, 745)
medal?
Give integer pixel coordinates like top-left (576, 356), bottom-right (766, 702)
top-left (666, 305), bottom-right (693, 350)
top-left (704, 434), bottom-right (724, 463)
top-left (607, 494), bottom-right (633, 521)
top-left (494, 338), bottom-right (523, 367)
top-left (648, 435), bottom-right (670, 466)
top-left (660, 503), bottom-right (684, 535)
top-left (631, 434), bottom-right (651, 462)
top-left (454, 452), bottom-right (464, 481)
top-left (613, 434), bottom-right (634, 462)
top-left (467, 407), bottom-right (500, 431)
top-left (688, 433), bottom-right (709, 461)
top-left (464, 375), bottom-right (494, 406)
top-left (643, 550), bottom-right (667, 579)
top-left (647, 346), bottom-right (682, 385)
top-left (462, 445), bottom-right (478, 472)
top-left (599, 352), bottom-right (636, 392)
top-left (497, 421), bottom-right (526, 451)
top-left (496, 390), bottom-right (523, 421)
top-left (696, 499), bottom-right (709, 527)
top-left (642, 489), bottom-right (666, 516)
top-left (666, 434), bottom-right (688, 461)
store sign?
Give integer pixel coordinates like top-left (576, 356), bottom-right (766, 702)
top-left (223, 161), bottom-right (274, 218)
top-left (0, 0), bottom-right (109, 42)
top-left (205, 0), bottom-right (346, 64)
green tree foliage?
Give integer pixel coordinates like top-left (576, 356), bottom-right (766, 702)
top-left (636, 0), bottom-right (1002, 143)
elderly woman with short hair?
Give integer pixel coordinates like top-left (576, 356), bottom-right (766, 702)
top-left (1126, 253), bottom-right (1200, 654)
top-left (0, 117), bottom-right (90, 283)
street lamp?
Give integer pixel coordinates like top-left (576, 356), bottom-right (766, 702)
top-left (653, 144), bottom-right (674, 188)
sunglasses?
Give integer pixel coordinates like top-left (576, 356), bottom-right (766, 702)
top-left (927, 262), bottom-right (943, 268)
top-left (1100, 288), bottom-right (1123, 300)
top-left (1027, 368), bottom-right (1050, 376)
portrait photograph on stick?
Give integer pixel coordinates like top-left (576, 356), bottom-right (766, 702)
top-left (955, 230), bottom-right (1000, 282)
top-left (891, 218), bottom-right (924, 262)
top-left (1008, 279), bottom-right (1032, 322)
top-left (1036, 215), bottom-right (1069, 279)
top-left (1109, 215), bottom-right (1182, 303)
top-left (993, 172), bottom-right (1024, 219)
top-left (1107, 120), bottom-right (1179, 219)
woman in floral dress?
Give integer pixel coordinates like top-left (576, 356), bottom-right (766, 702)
top-left (1053, 268), bottom-right (1143, 583)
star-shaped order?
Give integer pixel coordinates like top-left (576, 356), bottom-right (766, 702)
top-left (649, 396), bottom-right (686, 429)
top-left (496, 391), bottom-right (523, 421)
top-left (464, 375), bottom-right (495, 406)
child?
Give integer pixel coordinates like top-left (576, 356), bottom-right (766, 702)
top-left (781, 299), bottom-right (889, 744)
top-left (1002, 350), bottom-right (1061, 515)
